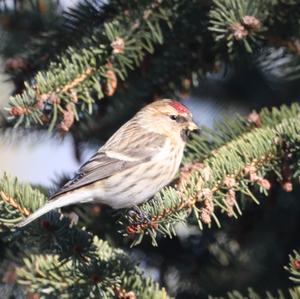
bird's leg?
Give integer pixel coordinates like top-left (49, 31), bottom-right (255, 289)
top-left (66, 212), bottom-right (79, 227)
top-left (128, 205), bottom-right (151, 225)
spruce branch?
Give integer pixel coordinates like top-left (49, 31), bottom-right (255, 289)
top-left (285, 250), bottom-right (300, 284)
top-left (6, 0), bottom-right (171, 132)
top-left (17, 237), bottom-right (170, 299)
top-left (0, 174), bottom-right (170, 298)
top-left (208, 0), bottom-right (300, 56)
top-left (0, 191), bottom-right (30, 217)
top-left (121, 103), bottom-right (300, 246)
top-left (209, 287), bottom-right (300, 299)
top-left (0, 173), bottom-right (46, 229)
top-left (208, 0), bottom-right (266, 54)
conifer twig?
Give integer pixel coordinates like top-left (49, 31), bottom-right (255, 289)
top-left (0, 191), bottom-right (30, 216)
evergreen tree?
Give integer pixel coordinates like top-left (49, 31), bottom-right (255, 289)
top-left (0, 0), bottom-right (300, 298)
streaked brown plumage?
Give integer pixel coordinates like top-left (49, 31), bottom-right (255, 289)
top-left (17, 99), bottom-right (198, 227)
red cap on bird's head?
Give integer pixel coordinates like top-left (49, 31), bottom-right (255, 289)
top-left (169, 100), bottom-right (190, 114)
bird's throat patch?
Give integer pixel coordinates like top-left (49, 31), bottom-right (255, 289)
top-left (180, 129), bottom-right (189, 141)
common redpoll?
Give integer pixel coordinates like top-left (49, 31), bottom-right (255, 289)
top-left (17, 99), bottom-right (198, 227)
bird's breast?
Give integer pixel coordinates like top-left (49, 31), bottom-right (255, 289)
top-left (98, 140), bottom-right (184, 209)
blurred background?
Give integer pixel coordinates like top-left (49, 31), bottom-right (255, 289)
top-left (0, 0), bottom-right (300, 298)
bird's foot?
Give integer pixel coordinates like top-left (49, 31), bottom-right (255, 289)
top-left (64, 212), bottom-right (79, 227)
top-left (128, 206), bottom-right (151, 225)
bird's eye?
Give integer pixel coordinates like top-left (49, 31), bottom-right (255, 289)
top-left (169, 115), bottom-right (178, 121)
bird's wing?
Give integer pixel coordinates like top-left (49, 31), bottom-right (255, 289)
top-left (50, 131), bottom-right (165, 199)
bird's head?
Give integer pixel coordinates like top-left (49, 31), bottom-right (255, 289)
top-left (137, 99), bottom-right (199, 141)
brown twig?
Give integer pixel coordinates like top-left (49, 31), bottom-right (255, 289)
top-left (0, 190), bottom-right (31, 216)
top-left (126, 154), bottom-right (275, 234)
top-left (60, 67), bottom-right (94, 94)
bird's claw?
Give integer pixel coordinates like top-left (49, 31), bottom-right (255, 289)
top-left (128, 206), bottom-right (151, 225)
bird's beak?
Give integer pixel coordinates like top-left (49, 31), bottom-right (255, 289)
top-left (188, 120), bottom-right (199, 132)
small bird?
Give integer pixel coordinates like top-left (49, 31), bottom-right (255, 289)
top-left (17, 99), bottom-right (198, 227)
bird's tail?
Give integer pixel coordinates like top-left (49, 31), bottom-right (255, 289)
top-left (16, 190), bottom-right (94, 228)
